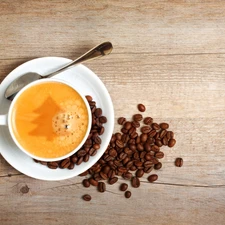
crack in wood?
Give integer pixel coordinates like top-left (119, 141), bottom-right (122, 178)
top-left (141, 181), bottom-right (225, 188)
top-left (0, 173), bottom-right (23, 178)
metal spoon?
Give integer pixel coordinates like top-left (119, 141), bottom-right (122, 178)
top-left (5, 42), bottom-right (113, 100)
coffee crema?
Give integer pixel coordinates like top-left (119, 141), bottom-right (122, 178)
top-left (11, 81), bottom-right (89, 159)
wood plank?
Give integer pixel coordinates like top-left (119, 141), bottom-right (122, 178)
top-left (0, 0), bottom-right (225, 224)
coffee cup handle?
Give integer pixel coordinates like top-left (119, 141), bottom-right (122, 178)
top-left (0, 115), bottom-right (7, 126)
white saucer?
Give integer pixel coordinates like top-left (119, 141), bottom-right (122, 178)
top-left (0, 57), bottom-right (114, 181)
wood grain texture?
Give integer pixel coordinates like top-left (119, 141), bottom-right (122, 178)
top-left (1, 0), bottom-right (225, 225)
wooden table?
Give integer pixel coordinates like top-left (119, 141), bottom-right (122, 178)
top-left (0, 1), bottom-right (225, 224)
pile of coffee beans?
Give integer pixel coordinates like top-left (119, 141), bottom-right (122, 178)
top-left (34, 95), bottom-right (107, 169)
top-left (79, 102), bottom-right (182, 201)
top-left (33, 96), bottom-right (183, 201)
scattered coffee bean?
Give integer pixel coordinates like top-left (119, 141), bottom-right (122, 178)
top-left (125, 191), bottom-right (131, 198)
top-left (120, 183), bottom-right (128, 191)
top-left (168, 139), bottom-right (176, 147)
top-left (160, 123), bottom-right (169, 130)
top-left (175, 158), bottom-right (183, 167)
top-left (83, 194), bottom-right (91, 201)
top-left (89, 178), bottom-right (98, 186)
top-left (83, 179), bottom-right (90, 188)
top-left (138, 104), bottom-right (146, 112)
top-left (133, 114), bottom-right (143, 122)
top-left (108, 177), bottom-right (118, 185)
top-left (154, 162), bottom-right (162, 170)
top-left (143, 117), bottom-right (153, 125)
top-left (118, 117), bottom-right (126, 125)
top-left (98, 182), bottom-right (106, 193)
top-left (136, 169), bottom-right (144, 178)
top-left (148, 174), bottom-right (158, 182)
top-left (131, 176), bottom-right (140, 188)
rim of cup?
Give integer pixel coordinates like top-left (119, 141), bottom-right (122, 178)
top-left (7, 78), bottom-right (92, 162)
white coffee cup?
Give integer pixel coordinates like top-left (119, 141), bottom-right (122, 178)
top-left (0, 78), bottom-right (92, 162)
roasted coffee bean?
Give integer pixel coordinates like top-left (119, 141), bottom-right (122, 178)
top-left (94, 136), bottom-right (102, 144)
top-left (88, 100), bottom-right (96, 106)
top-left (154, 162), bottom-right (162, 170)
top-left (109, 148), bottom-right (118, 157)
top-left (151, 145), bottom-right (160, 152)
top-left (76, 149), bottom-right (87, 158)
top-left (130, 131), bottom-right (138, 139)
top-left (99, 116), bottom-right (107, 123)
top-left (115, 132), bottom-right (122, 140)
top-left (120, 183), bottom-right (128, 191)
top-left (126, 161), bottom-right (133, 169)
top-left (122, 134), bottom-right (129, 143)
top-left (68, 163), bottom-right (75, 170)
top-left (162, 136), bottom-right (168, 146)
top-left (155, 139), bottom-right (163, 147)
top-left (118, 166), bottom-right (128, 173)
top-left (148, 174), bottom-right (158, 182)
top-left (131, 176), bottom-right (140, 188)
top-left (137, 104), bottom-right (146, 112)
top-left (125, 191), bottom-right (131, 198)
top-left (121, 128), bottom-right (128, 134)
top-left (141, 126), bottom-right (151, 134)
top-left (118, 117), bottom-right (126, 125)
top-left (144, 143), bottom-right (151, 152)
top-left (100, 171), bottom-right (108, 180)
top-left (123, 172), bottom-right (133, 180)
top-left (144, 160), bottom-right (154, 168)
top-left (160, 122), bottom-right (169, 130)
top-left (131, 121), bottom-right (140, 128)
top-left (89, 148), bottom-right (97, 156)
top-left (136, 169), bottom-right (144, 178)
top-left (148, 129), bottom-right (157, 138)
top-left (144, 166), bottom-right (154, 173)
top-left (60, 158), bottom-right (70, 168)
top-left (102, 165), bottom-right (110, 174)
top-left (130, 166), bottom-right (137, 171)
top-left (89, 178), bottom-right (98, 186)
top-left (151, 123), bottom-right (160, 130)
top-left (155, 151), bottom-right (164, 159)
top-left (137, 143), bottom-right (144, 151)
top-left (116, 140), bottom-right (124, 148)
top-left (160, 129), bottom-right (167, 138)
top-left (143, 117), bottom-right (153, 125)
top-left (145, 153), bottom-right (152, 161)
top-left (166, 131), bottom-right (174, 139)
top-left (83, 194), bottom-right (92, 201)
top-left (93, 173), bottom-right (102, 181)
top-left (95, 108), bottom-right (102, 117)
top-left (175, 158), bottom-right (183, 167)
top-left (140, 133), bottom-right (148, 142)
top-left (98, 182), bottom-right (106, 193)
top-left (168, 139), bottom-right (176, 147)
top-left (108, 177), bottom-right (118, 185)
top-left (47, 162), bottom-right (58, 169)
top-left (134, 160), bottom-right (142, 167)
top-left (124, 121), bottom-right (132, 130)
top-left (133, 114), bottom-right (143, 122)
top-left (85, 95), bottom-right (93, 102)
top-left (83, 179), bottom-right (90, 188)
top-left (93, 143), bottom-right (100, 150)
top-left (139, 151), bottom-right (146, 159)
top-left (108, 170), bottom-right (116, 178)
top-left (79, 170), bottom-right (88, 176)
top-left (128, 126), bottom-right (136, 135)
top-left (98, 126), bottom-right (105, 135)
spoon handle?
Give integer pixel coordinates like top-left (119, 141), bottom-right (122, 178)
top-left (46, 42), bottom-right (113, 78)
